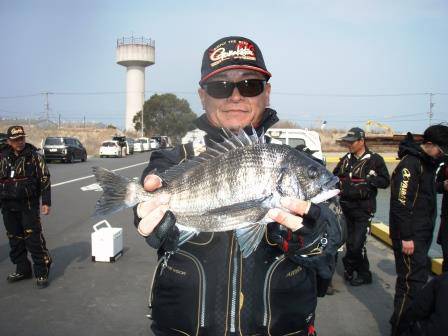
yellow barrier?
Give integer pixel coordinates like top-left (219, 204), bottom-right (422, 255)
top-left (370, 222), bottom-right (442, 275)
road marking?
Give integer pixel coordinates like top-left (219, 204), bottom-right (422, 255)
top-left (52, 161), bottom-right (148, 187)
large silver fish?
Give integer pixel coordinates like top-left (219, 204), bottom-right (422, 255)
top-left (93, 129), bottom-right (339, 257)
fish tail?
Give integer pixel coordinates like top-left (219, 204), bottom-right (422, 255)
top-left (92, 167), bottom-right (147, 217)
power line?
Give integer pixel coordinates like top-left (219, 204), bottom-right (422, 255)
top-left (0, 93), bottom-right (41, 99)
top-left (1, 90), bottom-right (448, 99)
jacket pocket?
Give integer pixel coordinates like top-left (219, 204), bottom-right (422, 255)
top-left (263, 256), bottom-right (316, 335)
top-left (0, 178), bottom-right (37, 200)
top-left (150, 250), bottom-right (206, 336)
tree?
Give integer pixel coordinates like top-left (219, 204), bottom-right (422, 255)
top-left (133, 93), bottom-right (197, 142)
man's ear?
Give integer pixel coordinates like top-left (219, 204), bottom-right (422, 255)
top-left (264, 83), bottom-right (271, 107)
top-left (198, 88), bottom-right (206, 109)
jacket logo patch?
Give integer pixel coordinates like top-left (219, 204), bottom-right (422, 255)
top-left (166, 265), bottom-right (186, 276)
top-left (286, 266), bottom-right (302, 278)
top-left (398, 168), bottom-right (411, 205)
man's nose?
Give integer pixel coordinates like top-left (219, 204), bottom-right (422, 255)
top-left (228, 87), bottom-right (243, 101)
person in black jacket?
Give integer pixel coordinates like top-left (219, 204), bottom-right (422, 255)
top-left (333, 127), bottom-right (390, 286)
top-left (389, 124), bottom-right (448, 335)
top-left (436, 161), bottom-right (448, 272)
top-left (0, 126), bottom-right (52, 289)
top-left (397, 272), bottom-right (448, 336)
top-left (133, 36), bottom-right (345, 336)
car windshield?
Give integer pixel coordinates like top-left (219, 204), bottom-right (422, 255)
top-left (289, 138), bottom-right (306, 148)
top-left (45, 138), bottom-right (64, 145)
top-left (102, 142), bottom-right (117, 147)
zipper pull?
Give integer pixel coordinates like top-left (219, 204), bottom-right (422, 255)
top-left (159, 251), bottom-right (174, 275)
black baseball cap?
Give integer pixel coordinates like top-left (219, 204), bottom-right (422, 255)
top-left (340, 127), bottom-right (365, 142)
top-left (423, 124), bottom-right (448, 154)
top-left (200, 36), bottom-right (271, 85)
top-left (6, 125), bottom-right (26, 139)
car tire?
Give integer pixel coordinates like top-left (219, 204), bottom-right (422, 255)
top-left (66, 154), bottom-right (74, 163)
top-left (81, 152), bottom-right (87, 162)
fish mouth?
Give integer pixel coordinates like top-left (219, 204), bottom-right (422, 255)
top-left (309, 176), bottom-right (340, 204)
top-left (324, 175), bottom-right (340, 190)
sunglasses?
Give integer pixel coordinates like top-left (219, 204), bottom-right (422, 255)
top-left (201, 79), bottom-right (266, 99)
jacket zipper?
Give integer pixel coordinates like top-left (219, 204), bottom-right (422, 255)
top-left (229, 236), bottom-right (239, 333)
top-left (263, 254), bottom-right (286, 328)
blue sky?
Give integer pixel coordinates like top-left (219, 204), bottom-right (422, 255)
top-left (0, 0), bottom-right (447, 133)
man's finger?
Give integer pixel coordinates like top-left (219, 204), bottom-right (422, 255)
top-left (280, 197), bottom-right (310, 216)
top-left (138, 205), bottom-right (169, 236)
top-left (136, 193), bottom-right (171, 218)
top-left (143, 175), bottom-right (163, 192)
top-left (267, 208), bottom-right (304, 231)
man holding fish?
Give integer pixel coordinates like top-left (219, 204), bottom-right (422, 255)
top-left (125, 36), bottom-right (344, 335)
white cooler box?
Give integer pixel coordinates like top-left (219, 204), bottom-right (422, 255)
top-left (91, 220), bottom-right (123, 262)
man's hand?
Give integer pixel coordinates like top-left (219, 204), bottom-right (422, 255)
top-left (444, 180), bottom-right (448, 192)
top-left (267, 197), bottom-right (311, 231)
top-left (402, 240), bottom-right (414, 255)
top-left (137, 175), bottom-right (171, 236)
top-left (41, 205), bottom-right (50, 215)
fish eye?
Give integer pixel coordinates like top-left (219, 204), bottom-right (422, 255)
top-left (307, 166), bottom-right (319, 179)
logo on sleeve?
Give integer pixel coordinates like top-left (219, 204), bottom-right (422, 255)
top-left (398, 168), bottom-right (411, 205)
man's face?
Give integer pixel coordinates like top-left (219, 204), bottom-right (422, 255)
top-left (198, 69), bottom-right (271, 131)
top-left (7, 137), bottom-right (26, 152)
top-left (423, 142), bottom-right (445, 159)
top-left (344, 138), bottom-right (365, 154)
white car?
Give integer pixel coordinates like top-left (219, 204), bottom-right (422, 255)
top-left (149, 139), bottom-right (160, 150)
top-left (134, 140), bottom-right (143, 152)
top-left (99, 140), bottom-right (123, 158)
top-left (265, 128), bottom-right (325, 164)
top-left (138, 137), bottom-right (150, 151)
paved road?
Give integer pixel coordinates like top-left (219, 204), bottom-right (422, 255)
top-left (0, 153), bottom-right (398, 335)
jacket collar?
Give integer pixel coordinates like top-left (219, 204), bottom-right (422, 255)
top-left (194, 108), bottom-right (279, 143)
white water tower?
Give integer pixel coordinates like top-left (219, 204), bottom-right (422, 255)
top-left (116, 36), bottom-right (155, 132)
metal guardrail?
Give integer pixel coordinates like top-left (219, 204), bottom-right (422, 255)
top-left (117, 36), bottom-right (155, 47)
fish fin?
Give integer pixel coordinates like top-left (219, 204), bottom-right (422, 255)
top-left (92, 167), bottom-right (145, 217)
top-left (205, 196), bottom-right (271, 215)
top-left (176, 225), bottom-right (199, 245)
top-left (160, 128), bottom-right (264, 183)
top-left (235, 223), bottom-right (266, 258)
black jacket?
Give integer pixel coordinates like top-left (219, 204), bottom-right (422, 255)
top-left (436, 163), bottom-right (448, 244)
top-left (137, 109), bottom-right (344, 335)
top-left (0, 143), bottom-right (51, 210)
top-left (398, 272), bottom-right (448, 336)
top-left (333, 148), bottom-right (390, 214)
top-left (389, 134), bottom-right (439, 241)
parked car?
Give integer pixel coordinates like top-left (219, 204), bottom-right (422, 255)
top-left (112, 135), bottom-right (129, 156)
top-left (149, 138), bottom-right (160, 150)
top-left (43, 137), bottom-right (87, 163)
top-left (151, 135), bottom-right (172, 149)
top-left (0, 133), bottom-right (7, 151)
top-left (126, 137), bottom-right (135, 155)
top-left (137, 137), bottom-right (150, 151)
top-left (133, 139), bottom-right (143, 152)
top-left (99, 140), bottom-right (123, 158)
top-left (265, 128), bottom-right (325, 164)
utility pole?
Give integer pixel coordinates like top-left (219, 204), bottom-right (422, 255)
top-left (429, 93), bottom-right (434, 126)
top-left (41, 92), bottom-right (53, 123)
top-left (58, 114), bottom-right (61, 128)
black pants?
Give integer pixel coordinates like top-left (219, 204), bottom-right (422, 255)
top-left (390, 238), bottom-right (431, 336)
top-left (342, 208), bottom-right (372, 278)
top-left (2, 206), bottom-right (52, 277)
